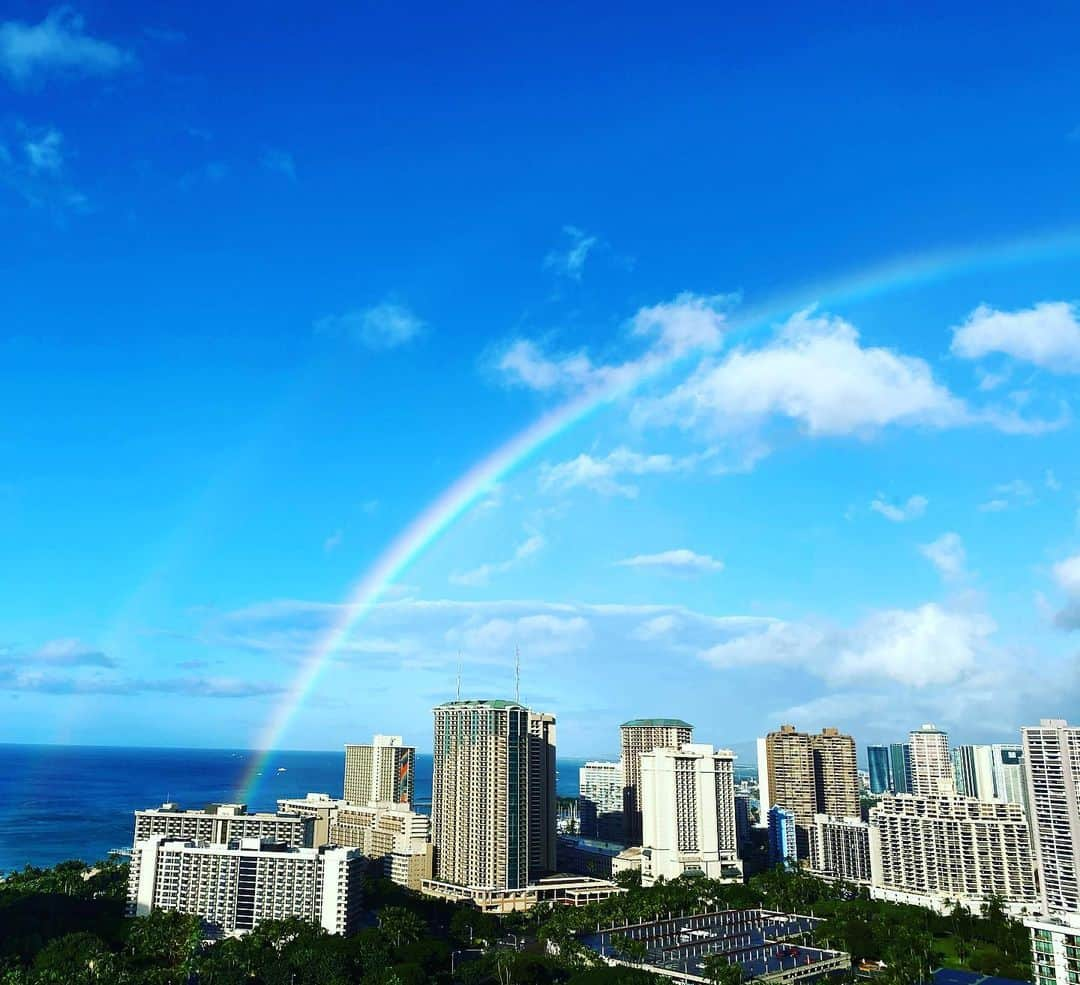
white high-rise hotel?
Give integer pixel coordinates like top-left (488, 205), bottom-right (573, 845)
top-left (638, 743), bottom-right (741, 885)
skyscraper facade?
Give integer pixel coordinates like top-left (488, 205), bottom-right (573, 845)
top-left (867, 745), bottom-right (890, 795)
top-left (344, 734), bottom-right (415, 806)
top-left (620, 718), bottom-right (693, 845)
top-left (431, 699), bottom-right (554, 891)
top-left (990, 744), bottom-right (1031, 816)
top-left (760, 724), bottom-right (860, 855)
top-left (953, 744), bottom-right (996, 799)
top-left (909, 724), bottom-right (956, 797)
top-left (1022, 719), bottom-right (1080, 914)
top-left (768, 806), bottom-right (798, 869)
top-left (578, 761), bottom-right (623, 841)
top-left (888, 743), bottom-right (912, 794)
top-left (638, 743), bottom-right (741, 885)
top-left (527, 711), bottom-right (557, 877)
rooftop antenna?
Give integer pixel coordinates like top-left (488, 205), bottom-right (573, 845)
top-left (456, 651), bottom-right (462, 701)
top-left (515, 645), bottom-right (521, 705)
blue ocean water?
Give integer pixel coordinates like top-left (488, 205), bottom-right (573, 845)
top-left (0, 744), bottom-right (588, 874)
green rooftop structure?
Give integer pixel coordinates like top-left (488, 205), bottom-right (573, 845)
top-left (621, 718), bottom-right (693, 728)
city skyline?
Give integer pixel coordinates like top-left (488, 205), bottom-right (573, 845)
top-left (3, 2), bottom-right (1080, 759)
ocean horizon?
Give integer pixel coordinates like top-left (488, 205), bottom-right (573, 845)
top-left (0, 743), bottom-right (756, 874)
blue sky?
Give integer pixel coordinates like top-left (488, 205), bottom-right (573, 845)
top-left (2, 1), bottom-right (1080, 759)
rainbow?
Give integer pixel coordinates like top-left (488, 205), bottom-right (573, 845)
top-left (237, 223), bottom-right (1080, 800)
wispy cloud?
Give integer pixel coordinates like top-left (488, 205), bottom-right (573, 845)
top-left (617, 549), bottom-right (724, 576)
top-left (316, 300), bottom-right (425, 350)
top-left (0, 123), bottom-right (88, 215)
top-left (324, 529), bottom-right (344, 553)
top-left (0, 8), bottom-right (134, 87)
top-left (870, 492), bottom-right (928, 523)
top-left (261, 147), bottom-right (296, 181)
top-left (496, 292), bottom-right (729, 393)
top-left (450, 534), bottom-right (545, 587)
top-left (1052, 554), bottom-right (1080, 630)
top-left (978, 478), bottom-right (1036, 513)
top-left (544, 225), bottom-right (598, 281)
top-left (539, 446), bottom-right (693, 498)
top-left (920, 532), bottom-right (966, 580)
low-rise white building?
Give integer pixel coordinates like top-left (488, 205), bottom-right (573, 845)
top-left (869, 794), bottom-right (1037, 913)
top-left (639, 743), bottom-right (742, 886)
top-left (134, 802), bottom-right (313, 848)
top-left (128, 835), bottom-right (364, 936)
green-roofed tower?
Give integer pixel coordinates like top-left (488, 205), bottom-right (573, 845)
top-left (620, 717), bottom-right (694, 845)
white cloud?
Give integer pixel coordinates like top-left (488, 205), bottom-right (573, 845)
top-left (629, 292), bottom-right (731, 356)
top-left (978, 478), bottom-right (1036, 513)
top-left (539, 446), bottom-right (689, 498)
top-left (24, 128), bottom-right (63, 173)
top-left (316, 301), bottom-right (425, 350)
top-left (701, 602), bottom-right (995, 688)
top-left (920, 532), bottom-right (966, 580)
top-left (496, 292), bottom-right (729, 392)
top-left (544, 225), bottom-right (597, 281)
top-left (1052, 554), bottom-right (1080, 630)
top-left (450, 534), bottom-right (545, 587)
top-left (323, 529), bottom-right (343, 553)
top-left (870, 493), bottom-right (928, 523)
top-left (261, 147), bottom-right (296, 180)
top-left (651, 309), bottom-right (967, 438)
top-left (31, 637), bottom-right (114, 668)
top-left (0, 8), bottom-right (134, 86)
top-left (1046, 470), bottom-right (1062, 492)
top-left (952, 302), bottom-right (1080, 373)
top-left (617, 549), bottom-right (724, 576)
top-left (454, 614), bottom-right (592, 658)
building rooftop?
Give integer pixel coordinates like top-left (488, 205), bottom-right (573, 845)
top-left (436, 699), bottom-right (525, 709)
top-left (621, 718), bottom-right (693, 728)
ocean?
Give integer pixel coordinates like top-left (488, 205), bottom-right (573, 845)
top-left (0, 744), bottom-right (590, 874)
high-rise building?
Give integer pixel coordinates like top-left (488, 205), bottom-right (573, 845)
top-left (620, 718), bottom-right (693, 845)
top-left (808, 814), bottom-right (872, 885)
top-left (909, 724), bottom-right (956, 797)
top-left (344, 735), bottom-right (415, 806)
top-left (128, 836), bottom-right (364, 936)
top-left (734, 792), bottom-right (752, 847)
top-left (991, 744), bottom-right (1031, 817)
top-left (767, 806), bottom-right (798, 869)
top-left (867, 745), bottom-right (890, 795)
top-left (579, 761), bottom-right (623, 841)
top-left (528, 711), bottom-right (557, 877)
top-left (953, 744), bottom-right (996, 799)
top-left (759, 724), bottom-right (859, 855)
top-left (431, 699), bottom-right (554, 891)
top-left (869, 795), bottom-right (1037, 910)
top-left (133, 803), bottom-right (313, 849)
top-left (638, 743), bottom-right (741, 886)
top-left (888, 743), bottom-right (913, 794)
top-left (1022, 719), bottom-right (1080, 914)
